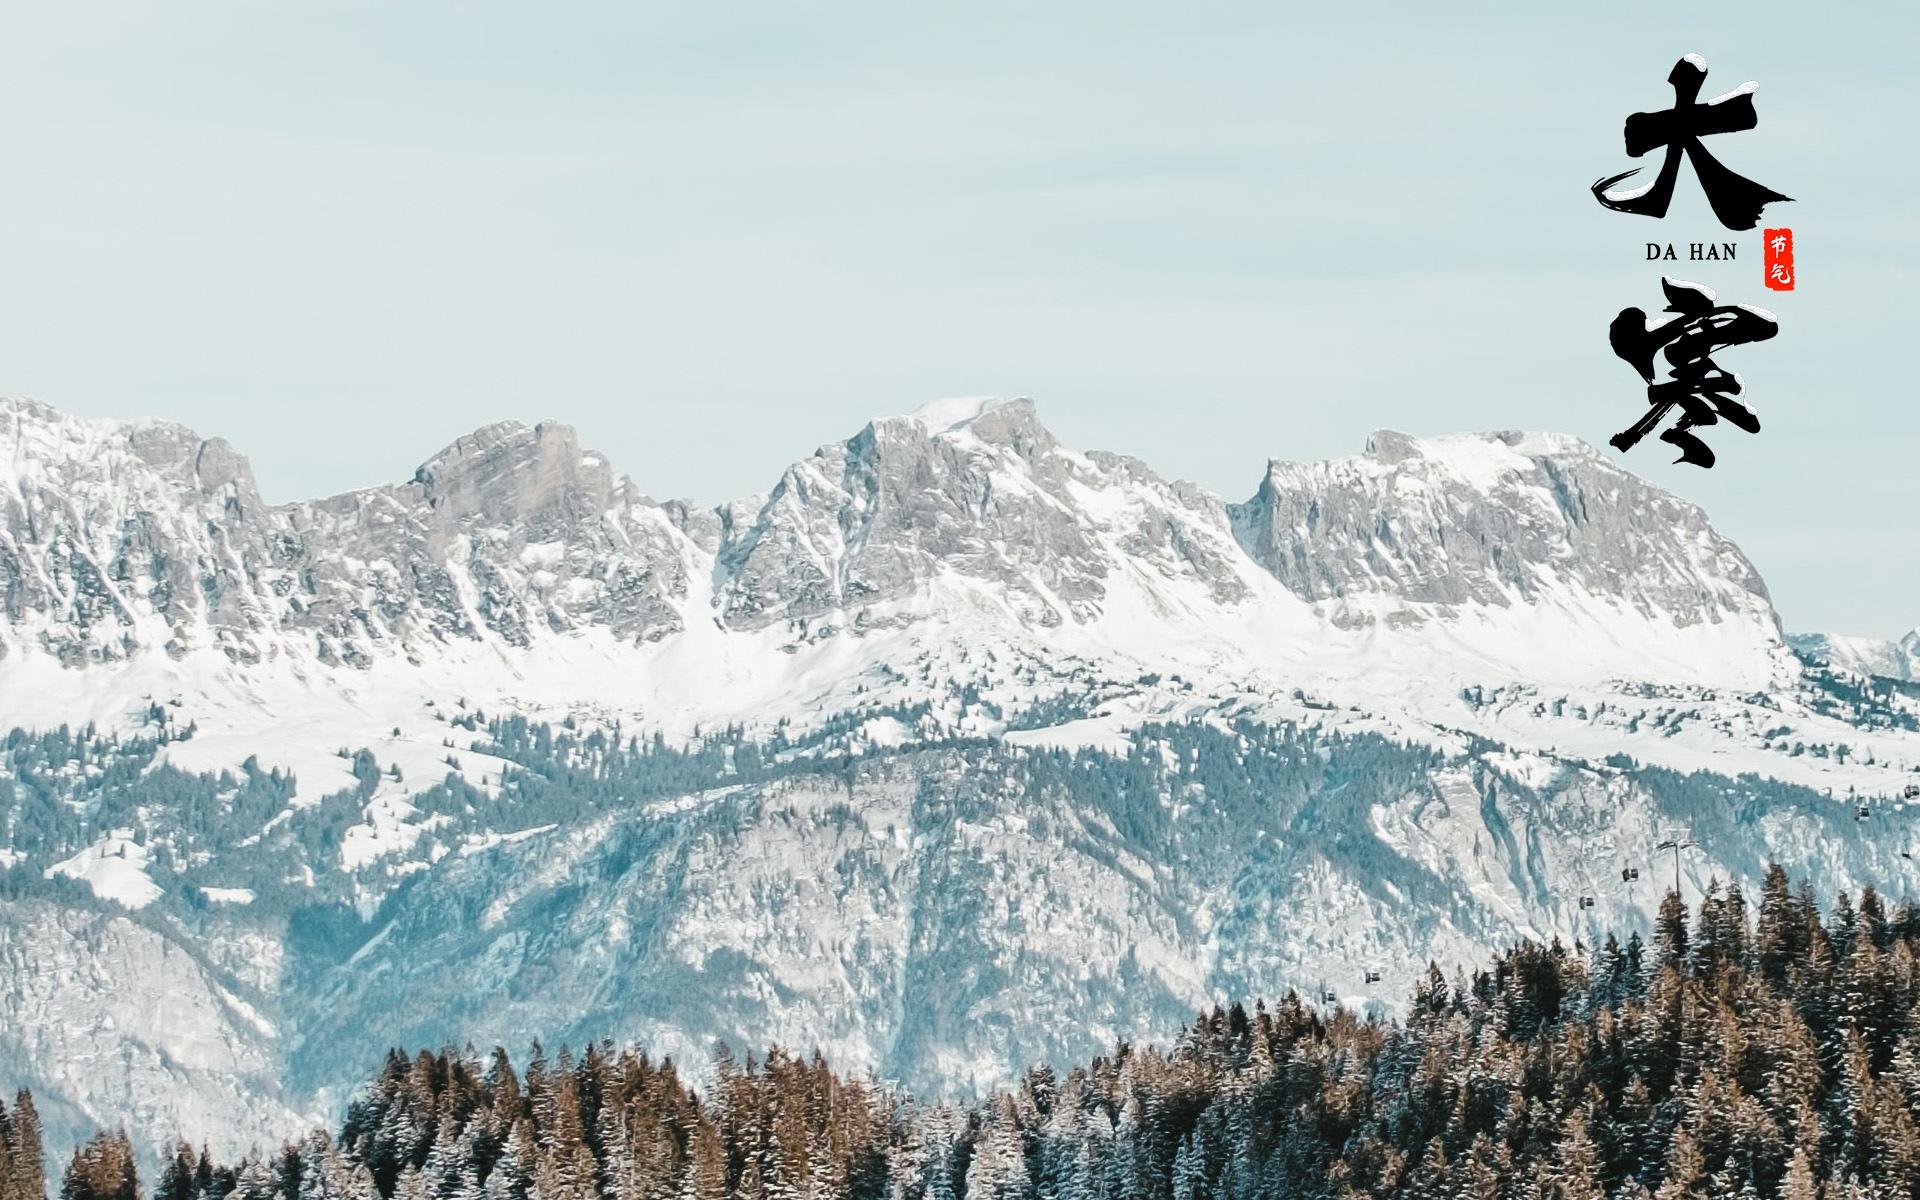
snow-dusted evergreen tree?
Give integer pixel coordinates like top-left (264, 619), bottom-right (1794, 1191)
top-left (47, 871), bottom-right (1920, 1199)
top-left (232, 1153), bottom-right (284, 1200)
top-left (59, 1133), bottom-right (138, 1200)
top-left (484, 1121), bottom-right (535, 1200)
top-left (3, 1091), bottom-right (46, 1200)
top-left (961, 1102), bottom-right (1028, 1200)
top-left (676, 1124), bottom-right (725, 1200)
top-left (154, 1142), bottom-right (201, 1200)
top-left (391, 1166), bottom-right (431, 1200)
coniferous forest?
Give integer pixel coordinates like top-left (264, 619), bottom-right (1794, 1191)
top-left (24, 867), bottom-right (1920, 1199)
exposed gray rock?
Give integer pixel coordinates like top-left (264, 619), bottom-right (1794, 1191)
top-left (1229, 428), bottom-right (1777, 631)
top-left (0, 399), bottom-right (695, 668)
top-left (715, 399), bottom-right (1248, 632)
top-left (0, 396), bottom-right (1788, 672)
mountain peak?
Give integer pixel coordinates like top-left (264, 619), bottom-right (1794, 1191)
top-left (0, 394), bottom-right (203, 457)
top-left (408, 418), bottom-right (628, 517)
top-left (0, 395), bottom-right (1788, 688)
top-left (1233, 425), bottom-right (1776, 646)
top-left (414, 419), bottom-right (545, 481)
top-left (1256, 430), bottom-right (1608, 496)
top-left (843, 397), bottom-right (1056, 468)
top-left (1789, 628), bottom-right (1920, 682)
top-left (0, 395), bottom-right (260, 507)
top-left (898, 395), bottom-right (1024, 433)
top-left (1356, 428), bottom-right (1601, 471)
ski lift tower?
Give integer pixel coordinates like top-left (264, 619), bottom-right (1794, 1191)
top-left (1654, 831), bottom-right (1698, 900)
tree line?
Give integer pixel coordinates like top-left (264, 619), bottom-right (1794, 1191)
top-left (30, 866), bottom-right (1920, 1198)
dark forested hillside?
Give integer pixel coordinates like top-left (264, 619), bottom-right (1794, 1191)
top-left (23, 868), bottom-right (1920, 1199)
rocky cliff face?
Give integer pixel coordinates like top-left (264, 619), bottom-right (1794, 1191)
top-left (277, 419), bottom-right (694, 664)
top-left (0, 402), bottom-right (269, 665)
top-left (1229, 429), bottom-right (1777, 631)
top-left (290, 737), bottom-right (1916, 1104)
top-left (0, 395), bottom-right (1790, 695)
top-left (0, 900), bottom-right (307, 1162)
top-left (715, 399), bottom-right (1253, 633)
top-left (0, 401), bottom-right (699, 670)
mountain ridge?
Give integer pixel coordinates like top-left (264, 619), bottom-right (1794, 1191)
top-left (5, 393), bottom-right (1918, 1167)
top-left (0, 393), bottom-right (1789, 675)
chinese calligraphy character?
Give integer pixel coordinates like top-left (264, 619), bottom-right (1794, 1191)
top-left (1608, 276), bottom-right (1778, 468)
top-left (1591, 54), bottom-right (1792, 231)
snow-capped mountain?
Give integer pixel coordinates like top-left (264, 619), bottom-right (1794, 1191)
top-left (1232, 427), bottom-right (1775, 635)
top-left (1790, 629), bottom-right (1920, 683)
top-left (1, 394), bottom-right (1916, 1166)
top-left (0, 394), bottom-right (1789, 734)
top-left (0, 399), bottom-right (694, 669)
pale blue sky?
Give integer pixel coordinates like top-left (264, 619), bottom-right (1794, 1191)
top-left (0, 3), bottom-right (1913, 636)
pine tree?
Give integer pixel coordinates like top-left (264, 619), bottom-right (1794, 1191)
top-left (231, 1155), bottom-right (282, 1200)
top-left (1831, 1030), bottom-right (1878, 1183)
top-left (963, 1116), bottom-right (1030, 1200)
top-left (8, 1092), bottom-right (45, 1200)
top-left (59, 1133), bottom-right (138, 1200)
top-left (1655, 891), bottom-right (1691, 974)
top-left (1776, 1145), bottom-right (1818, 1200)
top-left (484, 1121), bottom-right (534, 1200)
top-left (1057, 1136), bottom-right (1097, 1200)
top-left (1544, 1111), bottom-right (1605, 1200)
top-left (918, 1122), bottom-right (956, 1200)
top-left (1867, 1079), bottom-right (1920, 1192)
top-left (155, 1144), bottom-right (199, 1200)
top-left (1402, 1138), bottom-right (1448, 1200)
top-left (1168, 1134), bottom-right (1201, 1200)
top-left (1652, 1127), bottom-right (1705, 1200)
top-left (273, 1142), bottom-right (304, 1200)
top-left (1217, 1100), bottom-right (1256, 1200)
top-left (0, 1100), bottom-right (15, 1200)
top-left (423, 1117), bottom-right (474, 1200)
top-left (0, 1099), bottom-right (16, 1200)
top-left (339, 1164), bottom-right (376, 1200)
top-left (442, 1167), bottom-right (481, 1200)
top-left (677, 1123), bottom-right (725, 1200)
top-left (392, 1167), bottom-right (433, 1200)
top-left (1755, 865), bottom-right (1801, 984)
top-left (1450, 1135), bottom-right (1510, 1200)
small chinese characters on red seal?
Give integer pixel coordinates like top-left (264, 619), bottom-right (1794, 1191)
top-left (1764, 227), bottom-right (1794, 291)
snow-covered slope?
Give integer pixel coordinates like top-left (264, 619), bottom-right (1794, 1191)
top-left (1790, 629), bottom-right (1920, 682)
top-left (0, 394), bottom-right (1790, 737)
top-left (0, 900), bottom-right (309, 1163)
top-left (288, 736), bottom-right (1920, 1105)
top-left (2, 393), bottom-right (1916, 1165)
